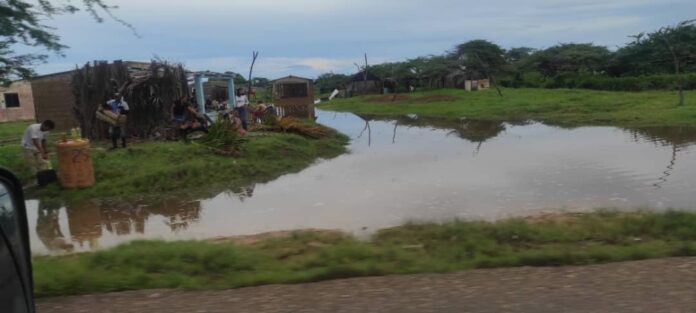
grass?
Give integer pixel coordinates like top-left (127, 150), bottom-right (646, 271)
top-left (0, 120), bottom-right (31, 141)
top-left (319, 88), bottom-right (696, 127)
top-left (32, 210), bottom-right (696, 297)
top-left (0, 121), bottom-right (348, 201)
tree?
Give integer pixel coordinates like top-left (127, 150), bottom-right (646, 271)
top-left (314, 72), bottom-right (349, 94)
top-left (224, 71), bottom-right (247, 85)
top-left (452, 39), bottom-right (507, 96)
top-left (627, 20), bottom-right (696, 105)
top-left (530, 43), bottom-right (610, 77)
top-left (1, 0), bottom-right (132, 85)
top-left (505, 47), bottom-right (535, 64)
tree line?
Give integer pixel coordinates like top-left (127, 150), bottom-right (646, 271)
top-left (316, 20), bottom-right (696, 105)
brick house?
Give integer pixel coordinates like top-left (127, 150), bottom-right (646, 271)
top-left (0, 80), bottom-right (36, 122)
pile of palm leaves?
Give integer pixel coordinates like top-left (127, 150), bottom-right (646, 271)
top-left (195, 117), bottom-right (247, 156)
top-left (259, 117), bottom-right (335, 139)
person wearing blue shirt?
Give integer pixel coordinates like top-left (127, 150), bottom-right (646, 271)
top-left (105, 93), bottom-right (130, 149)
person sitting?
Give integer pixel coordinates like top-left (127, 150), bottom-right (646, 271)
top-left (251, 100), bottom-right (268, 124)
top-left (230, 109), bottom-right (247, 136)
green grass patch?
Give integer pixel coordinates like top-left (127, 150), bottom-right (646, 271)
top-left (319, 88), bottom-right (696, 127)
top-left (0, 120), bottom-right (348, 201)
top-left (0, 120), bottom-right (31, 141)
top-left (33, 210), bottom-right (696, 297)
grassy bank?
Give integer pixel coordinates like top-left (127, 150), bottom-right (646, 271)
top-left (0, 121), bottom-right (348, 201)
top-left (33, 210), bottom-right (696, 297)
top-left (0, 120), bottom-right (30, 140)
top-left (319, 88), bottom-right (696, 127)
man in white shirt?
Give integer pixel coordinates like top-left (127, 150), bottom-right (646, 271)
top-left (21, 120), bottom-right (55, 174)
top-left (105, 93), bottom-right (130, 149)
top-left (234, 89), bottom-right (249, 130)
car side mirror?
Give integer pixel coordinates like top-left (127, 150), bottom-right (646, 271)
top-left (0, 168), bottom-right (35, 313)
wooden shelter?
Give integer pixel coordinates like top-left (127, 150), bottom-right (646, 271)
top-left (72, 60), bottom-right (190, 139)
top-left (346, 70), bottom-right (382, 97)
top-left (271, 75), bottom-right (315, 118)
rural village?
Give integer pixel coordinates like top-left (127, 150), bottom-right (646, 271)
top-left (1, 1), bottom-right (696, 312)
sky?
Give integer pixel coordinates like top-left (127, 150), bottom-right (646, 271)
top-left (22, 0), bottom-right (696, 79)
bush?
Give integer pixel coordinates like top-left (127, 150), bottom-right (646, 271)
top-left (503, 72), bottom-right (696, 91)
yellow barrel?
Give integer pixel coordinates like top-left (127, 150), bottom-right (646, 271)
top-left (56, 140), bottom-right (95, 188)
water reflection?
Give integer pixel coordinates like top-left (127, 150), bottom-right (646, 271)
top-left (36, 201), bottom-right (73, 252)
top-left (33, 198), bottom-right (202, 253)
top-left (626, 127), bottom-right (696, 188)
top-left (358, 114), bottom-right (508, 150)
top-left (27, 111), bottom-right (696, 255)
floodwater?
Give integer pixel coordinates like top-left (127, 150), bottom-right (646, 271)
top-left (27, 110), bottom-right (696, 254)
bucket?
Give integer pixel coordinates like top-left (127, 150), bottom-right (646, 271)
top-left (56, 140), bottom-right (95, 188)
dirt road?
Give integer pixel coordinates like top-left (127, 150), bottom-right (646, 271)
top-left (38, 257), bottom-right (696, 313)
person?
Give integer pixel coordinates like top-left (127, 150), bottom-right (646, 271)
top-left (21, 120), bottom-right (55, 175)
top-left (105, 93), bottom-right (129, 149)
top-left (171, 96), bottom-right (188, 128)
top-left (230, 109), bottom-right (247, 136)
top-left (235, 88), bottom-right (249, 131)
top-left (251, 100), bottom-right (267, 124)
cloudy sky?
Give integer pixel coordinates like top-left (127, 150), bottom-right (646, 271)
top-left (25, 0), bottom-right (696, 79)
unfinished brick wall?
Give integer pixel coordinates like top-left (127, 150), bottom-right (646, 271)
top-left (0, 81), bottom-right (36, 122)
top-left (31, 72), bottom-right (77, 130)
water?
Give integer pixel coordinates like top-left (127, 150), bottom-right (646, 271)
top-left (27, 110), bottom-right (696, 254)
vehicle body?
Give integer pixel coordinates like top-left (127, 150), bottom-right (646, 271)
top-left (0, 168), bottom-right (35, 313)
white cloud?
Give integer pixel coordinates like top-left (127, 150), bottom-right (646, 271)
top-left (182, 56), bottom-right (384, 78)
top-left (21, 0), bottom-right (696, 77)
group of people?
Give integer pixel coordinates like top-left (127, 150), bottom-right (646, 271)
top-left (172, 88), bottom-right (274, 136)
top-left (20, 89), bottom-right (275, 177)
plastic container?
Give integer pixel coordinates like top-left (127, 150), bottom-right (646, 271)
top-left (56, 139), bottom-right (95, 188)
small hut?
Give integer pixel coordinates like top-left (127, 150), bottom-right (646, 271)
top-left (72, 60), bottom-right (190, 139)
top-left (444, 68), bottom-right (489, 91)
top-left (345, 70), bottom-right (382, 97)
top-left (271, 75), bottom-right (315, 118)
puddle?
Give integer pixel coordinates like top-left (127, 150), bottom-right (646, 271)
top-left (27, 110), bottom-right (696, 254)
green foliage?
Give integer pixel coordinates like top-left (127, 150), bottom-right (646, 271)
top-left (315, 72), bottom-right (350, 94)
top-left (33, 211), bottom-right (696, 297)
top-left (528, 43), bottom-right (611, 77)
top-left (319, 88), bottom-right (696, 128)
top-left (501, 73), bottom-right (696, 91)
top-left (321, 21), bottom-right (696, 94)
top-left (452, 39), bottom-right (506, 76)
top-left (611, 20), bottom-right (696, 76)
top-left (196, 117), bottom-right (247, 155)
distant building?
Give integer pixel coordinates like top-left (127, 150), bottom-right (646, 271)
top-left (0, 61), bottom-right (155, 129)
top-left (0, 80), bottom-right (36, 122)
top-left (271, 75), bottom-right (315, 118)
top-left (444, 69), bottom-right (489, 91)
top-left (345, 70), bottom-right (382, 97)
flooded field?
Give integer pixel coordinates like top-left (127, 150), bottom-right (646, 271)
top-left (28, 110), bottom-right (696, 254)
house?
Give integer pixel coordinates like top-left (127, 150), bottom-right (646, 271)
top-left (345, 70), bottom-right (382, 97)
top-left (31, 70), bottom-right (78, 130)
top-left (271, 75), bottom-right (315, 118)
top-left (0, 80), bottom-right (36, 122)
top-left (444, 69), bottom-right (489, 91)
top-left (0, 61), bottom-right (153, 130)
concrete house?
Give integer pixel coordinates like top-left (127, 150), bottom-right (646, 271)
top-left (0, 81), bottom-right (36, 122)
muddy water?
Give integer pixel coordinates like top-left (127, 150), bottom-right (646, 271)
top-left (27, 110), bottom-right (696, 254)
